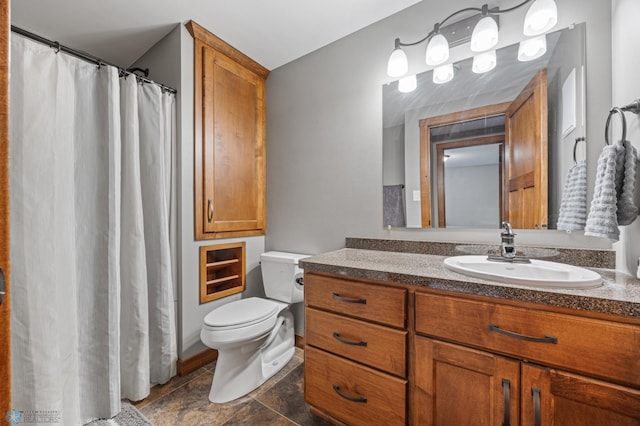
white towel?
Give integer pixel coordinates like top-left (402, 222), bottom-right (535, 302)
top-left (584, 143), bottom-right (623, 240)
top-left (557, 160), bottom-right (587, 231)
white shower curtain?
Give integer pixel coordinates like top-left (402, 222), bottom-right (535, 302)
top-left (9, 34), bottom-right (177, 425)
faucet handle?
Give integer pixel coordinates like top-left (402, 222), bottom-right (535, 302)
top-left (501, 221), bottom-right (514, 236)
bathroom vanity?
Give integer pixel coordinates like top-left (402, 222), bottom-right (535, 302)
top-left (300, 240), bottom-right (640, 425)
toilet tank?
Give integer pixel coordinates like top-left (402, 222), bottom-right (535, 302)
top-left (260, 251), bottom-right (309, 304)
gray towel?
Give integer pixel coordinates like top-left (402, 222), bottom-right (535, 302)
top-left (617, 140), bottom-right (638, 225)
top-left (557, 160), bottom-right (587, 231)
top-left (383, 185), bottom-right (406, 227)
top-left (584, 143), bottom-right (623, 240)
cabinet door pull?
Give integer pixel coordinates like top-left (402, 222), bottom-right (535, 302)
top-left (332, 384), bottom-right (367, 403)
top-left (333, 332), bottom-right (367, 347)
top-left (331, 293), bottom-right (366, 304)
top-left (502, 379), bottom-right (511, 426)
top-left (207, 199), bottom-right (214, 223)
top-left (0, 267), bottom-right (5, 306)
top-left (488, 324), bottom-right (557, 344)
top-left (531, 387), bottom-right (541, 426)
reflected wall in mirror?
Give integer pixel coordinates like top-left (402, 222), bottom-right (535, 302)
top-left (383, 23), bottom-right (586, 230)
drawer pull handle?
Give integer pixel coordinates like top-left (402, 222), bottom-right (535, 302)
top-left (332, 384), bottom-right (367, 403)
top-left (502, 379), bottom-right (511, 426)
top-left (333, 332), bottom-right (368, 347)
top-left (331, 293), bottom-right (366, 304)
top-left (488, 324), bottom-right (557, 344)
top-left (532, 387), bottom-right (541, 426)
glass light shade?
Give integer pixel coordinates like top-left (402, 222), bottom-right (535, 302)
top-left (470, 16), bottom-right (499, 52)
top-left (398, 75), bottom-right (417, 93)
top-left (387, 48), bottom-right (408, 77)
top-left (425, 33), bottom-right (449, 66)
top-left (433, 64), bottom-right (454, 84)
top-left (472, 50), bottom-right (497, 73)
top-left (523, 0), bottom-right (558, 36)
top-left (518, 35), bottom-right (547, 61)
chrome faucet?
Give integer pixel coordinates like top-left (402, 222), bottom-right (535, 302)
top-left (500, 221), bottom-right (516, 259)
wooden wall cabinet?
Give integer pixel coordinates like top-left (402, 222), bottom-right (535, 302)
top-left (187, 21), bottom-right (269, 240)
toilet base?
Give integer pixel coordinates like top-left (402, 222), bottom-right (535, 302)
top-left (208, 310), bottom-right (295, 403)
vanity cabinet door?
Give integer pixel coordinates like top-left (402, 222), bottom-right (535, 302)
top-left (414, 336), bottom-right (520, 426)
top-left (521, 363), bottom-right (640, 426)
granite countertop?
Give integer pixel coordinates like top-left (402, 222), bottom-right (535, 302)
top-left (299, 248), bottom-right (640, 319)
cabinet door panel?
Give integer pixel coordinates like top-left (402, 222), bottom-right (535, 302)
top-left (414, 337), bottom-right (520, 426)
top-left (202, 46), bottom-right (265, 233)
top-left (522, 364), bottom-right (640, 426)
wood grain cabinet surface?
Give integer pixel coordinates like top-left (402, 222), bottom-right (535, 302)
top-left (414, 291), bottom-right (640, 426)
top-left (188, 21), bottom-right (268, 240)
top-left (304, 273), bottom-right (408, 425)
top-left (303, 270), bottom-right (640, 425)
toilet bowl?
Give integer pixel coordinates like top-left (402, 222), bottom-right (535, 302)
top-left (200, 251), bottom-right (308, 403)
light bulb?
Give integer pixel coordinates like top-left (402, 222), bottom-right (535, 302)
top-left (523, 0), bottom-right (558, 36)
top-left (472, 50), bottom-right (497, 73)
top-left (518, 35), bottom-right (547, 61)
top-left (425, 33), bottom-right (449, 66)
top-left (387, 47), bottom-right (408, 77)
top-left (433, 64), bottom-right (454, 84)
top-left (470, 16), bottom-right (499, 52)
top-left (398, 75), bottom-right (417, 93)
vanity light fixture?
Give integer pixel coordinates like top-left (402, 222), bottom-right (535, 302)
top-left (387, 0), bottom-right (558, 88)
top-left (433, 64), bottom-right (455, 84)
top-left (517, 34), bottom-right (547, 61)
top-left (425, 24), bottom-right (450, 66)
top-left (398, 74), bottom-right (418, 92)
top-left (472, 50), bottom-right (497, 73)
top-left (470, 5), bottom-right (499, 52)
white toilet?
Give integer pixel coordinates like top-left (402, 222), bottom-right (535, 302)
top-left (200, 251), bottom-right (309, 403)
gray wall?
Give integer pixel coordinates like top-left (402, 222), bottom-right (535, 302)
top-left (445, 164), bottom-right (500, 228)
top-left (612, 0), bottom-right (640, 276)
top-left (266, 0), bottom-right (613, 253)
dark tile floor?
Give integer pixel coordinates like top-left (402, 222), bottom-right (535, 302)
top-left (134, 348), bottom-right (331, 426)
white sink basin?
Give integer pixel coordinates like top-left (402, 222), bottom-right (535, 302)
top-left (443, 255), bottom-right (602, 289)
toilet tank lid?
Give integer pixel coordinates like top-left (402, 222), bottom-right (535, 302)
top-left (260, 251), bottom-right (310, 264)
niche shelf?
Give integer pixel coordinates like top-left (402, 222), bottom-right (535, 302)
top-left (199, 242), bottom-right (245, 304)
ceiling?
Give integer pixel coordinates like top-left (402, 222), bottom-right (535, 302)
top-left (10, 0), bottom-right (422, 71)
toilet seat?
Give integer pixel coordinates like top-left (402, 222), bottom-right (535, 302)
top-left (203, 297), bottom-right (280, 331)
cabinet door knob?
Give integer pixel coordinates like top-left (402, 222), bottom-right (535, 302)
top-left (207, 199), bottom-right (214, 223)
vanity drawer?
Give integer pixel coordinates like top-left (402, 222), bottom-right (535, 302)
top-left (305, 273), bottom-right (406, 328)
top-left (306, 307), bottom-right (407, 377)
top-left (415, 292), bottom-right (640, 388)
top-left (305, 346), bottom-right (407, 426)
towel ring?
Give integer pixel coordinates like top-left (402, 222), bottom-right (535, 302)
top-left (605, 107), bottom-right (626, 145)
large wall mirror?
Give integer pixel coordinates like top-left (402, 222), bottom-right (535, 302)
top-left (383, 23), bottom-right (586, 230)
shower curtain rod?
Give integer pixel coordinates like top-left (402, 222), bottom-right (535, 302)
top-left (11, 25), bottom-right (178, 94)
